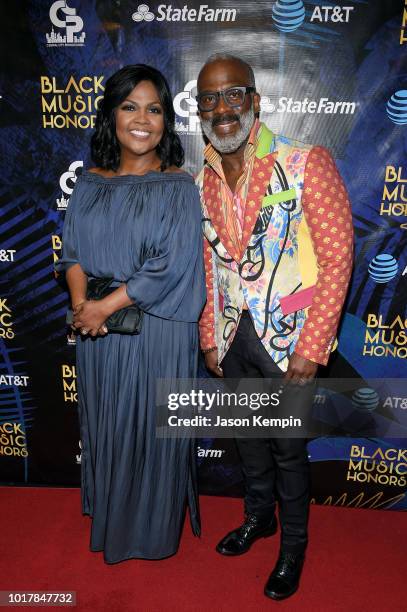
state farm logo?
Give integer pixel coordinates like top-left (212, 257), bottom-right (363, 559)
top-left (57, 161), bottom-right (83, 210)
top-left (197, 446), bottom-right (225, 458)
top-left (174, 80), bottom-right (201, 134)
top-left (260, 95), bottom-right (357, 115)
top-left (46, 1), bottom-right (86, 46)
top-left (67, 329), bottom-right (76, 346)
top-left (132, 4), bottom-right (154, 21)
top-left (132, 3), bottom-right (237, 22)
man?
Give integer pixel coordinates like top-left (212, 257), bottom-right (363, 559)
top-left (196, 53), bottom-right (353, 600)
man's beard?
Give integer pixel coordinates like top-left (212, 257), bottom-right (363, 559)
top-left (200, 106), bottom-right (255, 154)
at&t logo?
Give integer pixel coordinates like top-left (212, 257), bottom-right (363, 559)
top-left (386, 90), bottom-right (407, 126)
top-left (383, 396), bottom-right (407, 410)
top-left (57, 161), bottom-right (83, 210)
top-left (310, 5), bottom-right (354, 23)
top-left (272, 2), bottom-right (354, 33)
top-left (0, 249), bottom-right (16, 262)
top-left (351, 388), bottom-right (379, 413)
top-left (368, 254), bottom-right (398, 283)
top-left (174, 80), bottom-right (201, 134)
top-left (272, 0), bottom-right (305, 33)
top-left (46, 1), bottom-right (86, 46)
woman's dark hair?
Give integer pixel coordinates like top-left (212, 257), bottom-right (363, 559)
top-left (91, 64), bottom-right (184, 171)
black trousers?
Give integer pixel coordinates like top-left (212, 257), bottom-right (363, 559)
top-left (221, 311), bottom-right (310, 553)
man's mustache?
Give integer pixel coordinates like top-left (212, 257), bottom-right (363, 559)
top-left (211, 113), bottom-right (240, 128)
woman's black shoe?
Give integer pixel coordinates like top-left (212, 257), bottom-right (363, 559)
top-left (216, 513), bottom-right (277, 556)
top-left (264, 551), bottom-right (305, 600)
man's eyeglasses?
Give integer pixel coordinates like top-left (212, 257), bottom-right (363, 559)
top-left (196, 86), bottom-right (256, 112)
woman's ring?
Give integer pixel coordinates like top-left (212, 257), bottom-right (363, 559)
top-left (81, 328), bottom-right (89, 335)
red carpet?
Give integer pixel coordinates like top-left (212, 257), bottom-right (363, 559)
top-left (0, 487), bottom-right (405, 611)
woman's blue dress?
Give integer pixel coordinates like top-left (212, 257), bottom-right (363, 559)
top-left (56, 171), bottom-right (206, 563)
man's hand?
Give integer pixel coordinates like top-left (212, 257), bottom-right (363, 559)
top-left (73, 300), bottom-right (109, 337)
top-left (204, 349), bottom-right (223, 377)
top-left (284, 352), bottom-right (318, 385)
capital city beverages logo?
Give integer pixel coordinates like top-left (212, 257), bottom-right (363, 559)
top-left (174, 80), bottom-right (201, 134)
top-left (56, 161), bottom-right (83, 210)
top-left (386, 90), bottom-right (407, 125)
top-left (76, 440), bottom-right (82, 464)
top-left (368, 254), bottom-right (399, 283)
top-left (132, 3), bottom-right (237, 22)
top-left (46, 1), bottom-right (86, 46)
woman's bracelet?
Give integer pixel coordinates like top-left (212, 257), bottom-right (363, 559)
top-left (202, 346), bottom-right (217, 355)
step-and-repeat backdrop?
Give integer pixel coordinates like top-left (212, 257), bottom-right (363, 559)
top-left (1, 0), bottom-right (406, 510)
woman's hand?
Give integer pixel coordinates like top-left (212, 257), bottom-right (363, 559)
top-left (73, 300), bottom-right (109, 337)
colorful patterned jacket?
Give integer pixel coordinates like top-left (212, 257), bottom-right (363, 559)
top-left (197, 123), bottom-right (353, 371)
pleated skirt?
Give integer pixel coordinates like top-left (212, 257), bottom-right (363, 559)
top-left (76, 313), bottom-right (200, 563)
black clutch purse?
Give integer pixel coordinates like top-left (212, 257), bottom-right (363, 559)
top-left (66, 278), bottom-right (143, 335)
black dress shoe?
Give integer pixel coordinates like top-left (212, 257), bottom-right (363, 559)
top-left (216, 513), bottom-right (277, 556)
top-left (264, 551), bottom-right (305, 600)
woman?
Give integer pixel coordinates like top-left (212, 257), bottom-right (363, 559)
top-left (56, 65), bottom-right (206, 563)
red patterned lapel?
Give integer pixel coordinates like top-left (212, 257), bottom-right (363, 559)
top-left (239, 152), bottom-right (278, 260)
top-left (203, 166), bottom-right (241, 262)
